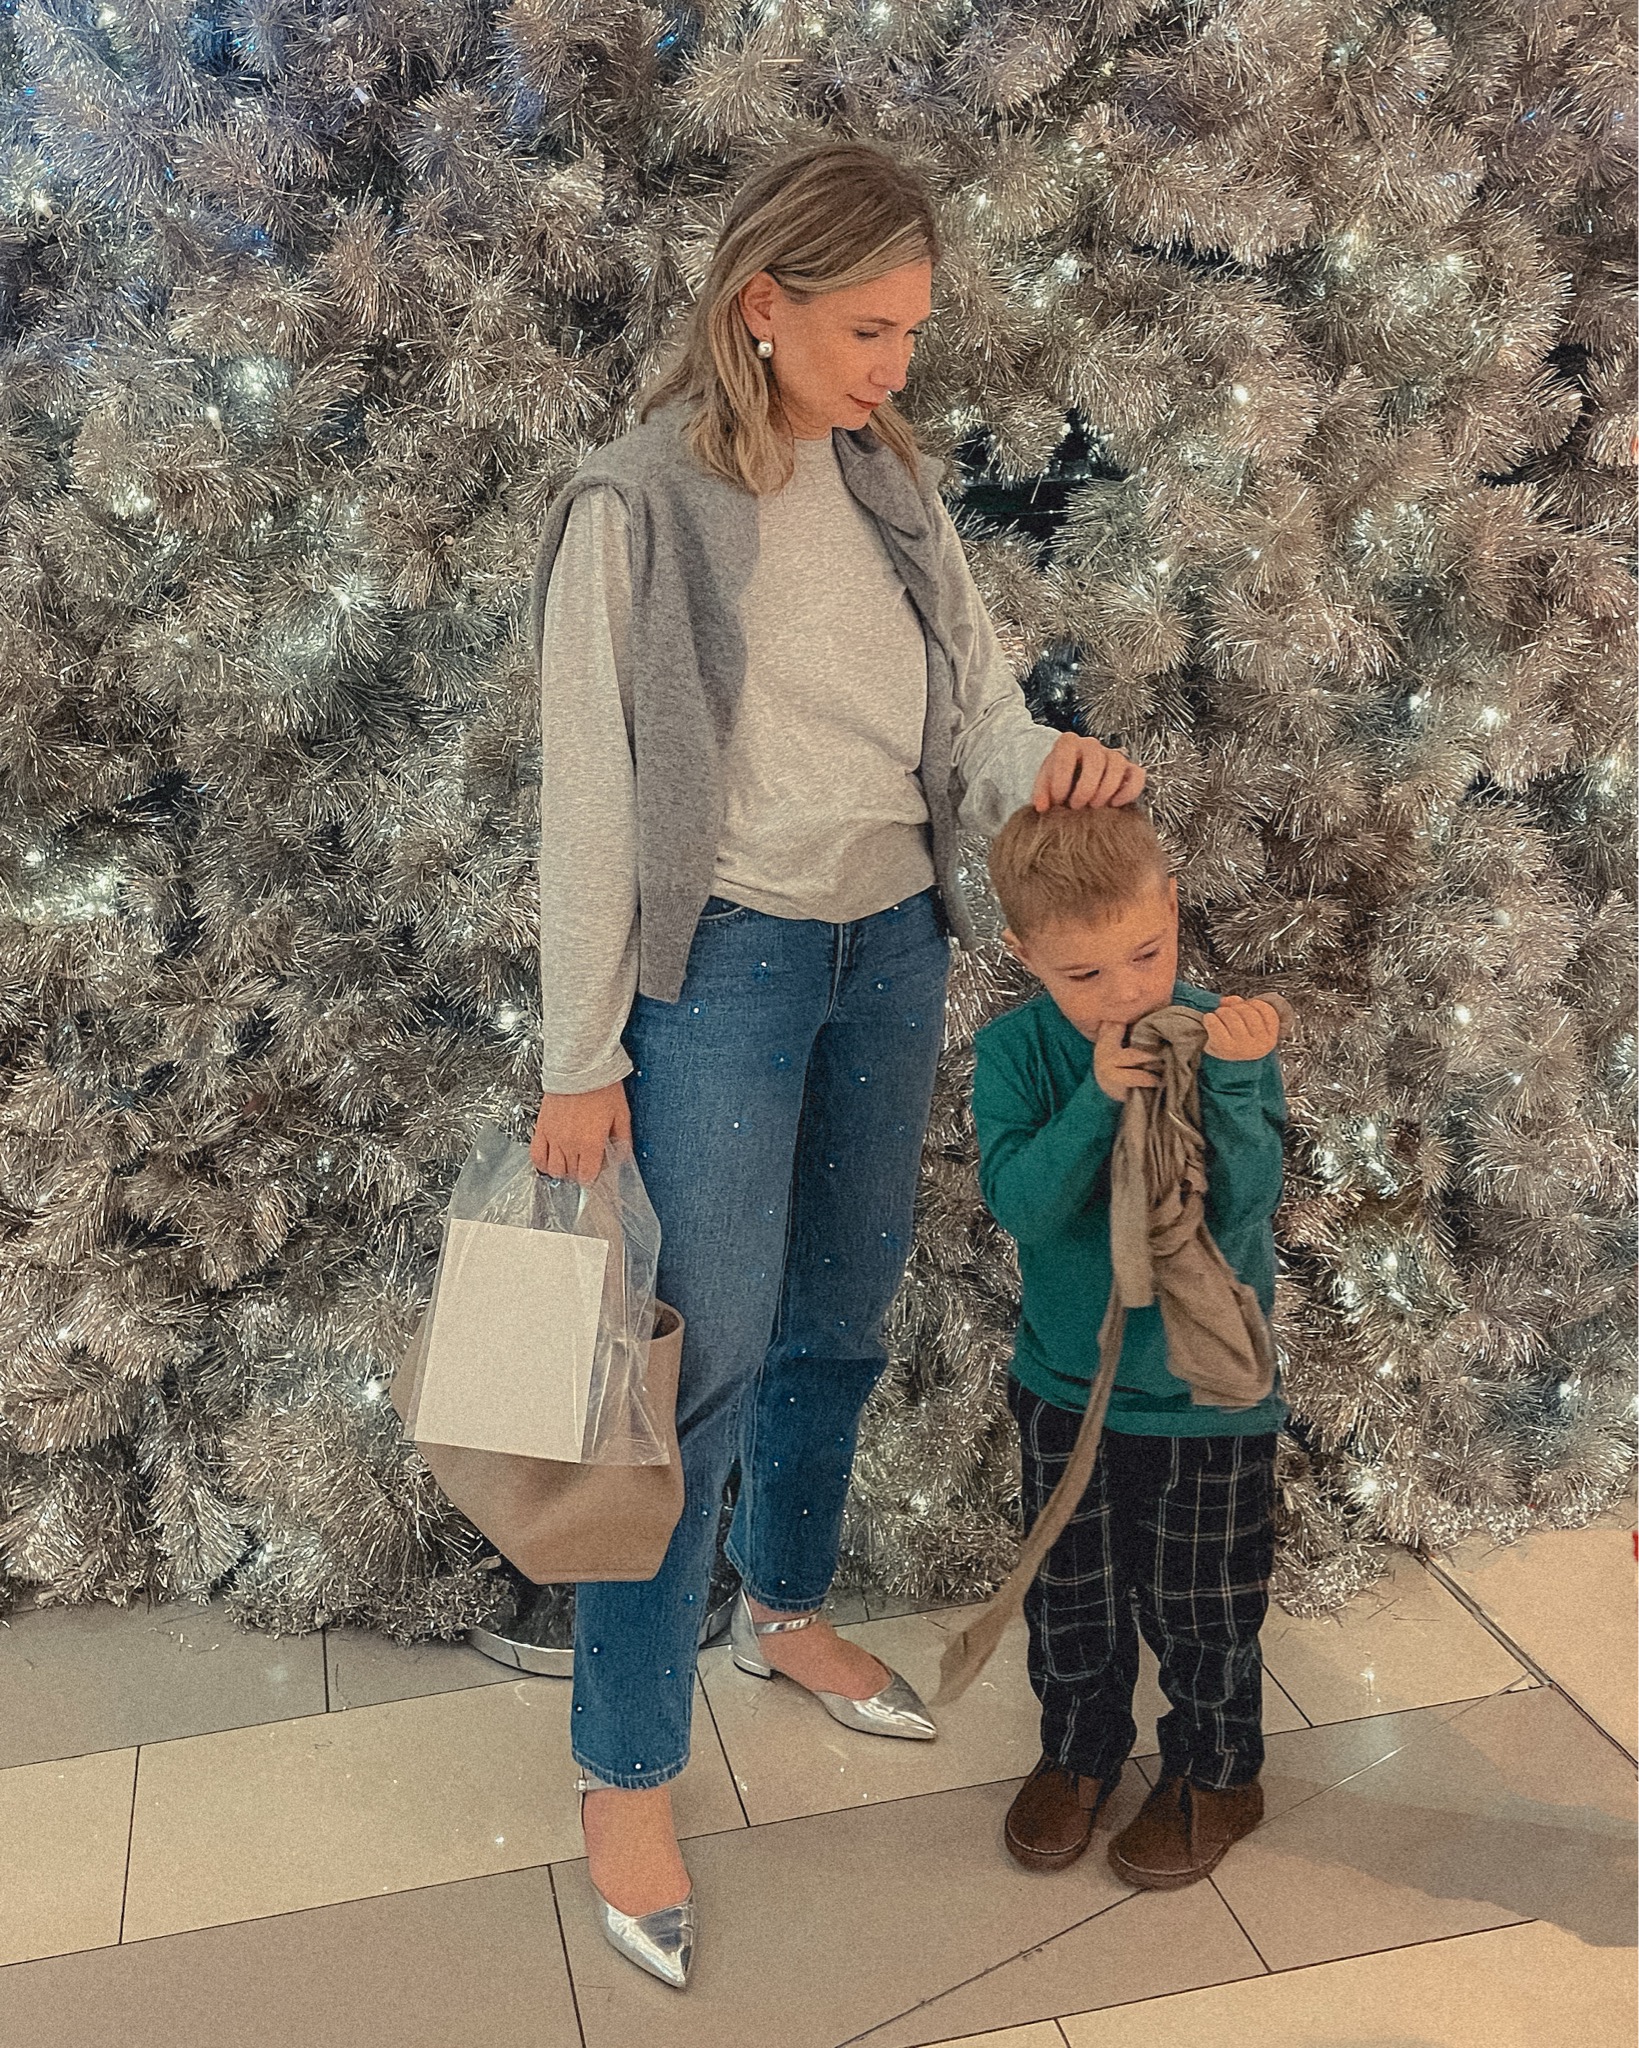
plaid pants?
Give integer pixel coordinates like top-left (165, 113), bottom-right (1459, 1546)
top-left (1008, 1379), bottom-right (1276, 1791)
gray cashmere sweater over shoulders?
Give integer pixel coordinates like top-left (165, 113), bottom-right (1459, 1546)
top-left (530, 406), bottom-right (984, 1007)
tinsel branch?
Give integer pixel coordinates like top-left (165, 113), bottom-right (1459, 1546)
top-left (0, 0), bottom-right (1632, 1637)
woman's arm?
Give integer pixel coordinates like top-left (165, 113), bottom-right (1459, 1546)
top-left (935, 501), bottom-right (1144, 826)
top-left (537, 486), bottom-right (640, 1100)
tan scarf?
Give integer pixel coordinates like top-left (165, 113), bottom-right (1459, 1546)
top-left (933, 996), bottom-right (1291, 1707)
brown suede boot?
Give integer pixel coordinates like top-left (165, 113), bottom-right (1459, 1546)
top-left (1108, 1775), bottom-right (1264, 1889)
top-left (1004, 1757), bottom-right (1110, 1872)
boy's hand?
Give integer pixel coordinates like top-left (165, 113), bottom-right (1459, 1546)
top-left (1203, 995), bottom-right (1282, 1063)
top-left (1094, 1021), bottom-right (1162, 1101)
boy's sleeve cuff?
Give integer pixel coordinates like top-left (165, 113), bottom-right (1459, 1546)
top-left (1199, 1053), bottom-right (1267, 1089)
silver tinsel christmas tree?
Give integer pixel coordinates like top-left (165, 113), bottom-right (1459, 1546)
top-left (0, 0), bottom-right (1632, 1636)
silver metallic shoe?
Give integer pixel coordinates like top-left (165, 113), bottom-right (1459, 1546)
top-left (577, 1780), bottom-right (696, 1990)
top-left (729, 1587), bottom-right (937, 1741)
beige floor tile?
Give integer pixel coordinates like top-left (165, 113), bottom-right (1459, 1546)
top-left (1058, 1919), bottom-right (1638, 2048)
top-left (1436, 1520), bottom-right (1638, 1756)
top-left (0, 1598), bottom-right (325, 1769)
top-left (122, 1673), bottom-right (742, 1941)
top-left (555, 1772), bottom-right (1152, 2048)
top-left (699, 1608), bottom-right (1041, 1824)
top-left (0, 1748), bottom-right (135, 1967)
top-left (323, 1625), bottom-right (520, 1711)
top-left (916, 2027), bottom-right (1067, 2048)
top-left (853, 1882), bottom-right (1263, 2047)
top-left (1261, 1550), bottom-right (1529, 1726)
top-left (702, 1608), bottom-right (1309, 1826)
top-left (0, 1868), bottom-right (580, 2048)
top-left (1209, 1685), bottom-right (1637, 1972)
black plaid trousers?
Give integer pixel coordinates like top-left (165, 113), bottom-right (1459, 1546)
top-left (1007, 1378), bottom-right (1277, 1792)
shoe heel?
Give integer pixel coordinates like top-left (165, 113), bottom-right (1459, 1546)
top-left (728, 1588), bottom-right (775, 1678)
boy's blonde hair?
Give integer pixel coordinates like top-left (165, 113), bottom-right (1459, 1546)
top-left (988, 804), bottom-right (1170, 938)
top-left (639, 142), bottom-right (938, 497)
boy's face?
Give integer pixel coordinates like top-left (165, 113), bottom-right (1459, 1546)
top-left (1004, 879), bottom-right (1180, 1040)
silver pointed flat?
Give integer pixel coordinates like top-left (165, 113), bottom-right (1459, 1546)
top-left (729, 1587), bottom-right (937, 1742)
top-left (577, 1778), bottom-right (696, 1989)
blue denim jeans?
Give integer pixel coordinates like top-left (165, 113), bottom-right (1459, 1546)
top-left (569, 890), bottom-right (951, 1788)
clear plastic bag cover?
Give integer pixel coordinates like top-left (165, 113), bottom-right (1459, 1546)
top-left (399, 1127), bottom-right (667, 1466)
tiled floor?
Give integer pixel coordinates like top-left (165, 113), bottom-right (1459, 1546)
top-left (0, 1514), bottom-right (1632, 2048)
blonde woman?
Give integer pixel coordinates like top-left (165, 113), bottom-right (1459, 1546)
top-left (530, 141), bottom-right (1144, 1988)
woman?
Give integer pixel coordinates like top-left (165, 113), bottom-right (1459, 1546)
top-left (531, 141), bottom-right (1144, 1989)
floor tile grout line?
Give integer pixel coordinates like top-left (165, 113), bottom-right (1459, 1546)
top-left (831, 1889), bottom-right (1143, 2048)
top-left (1265, 1669), bottom-right (1312, 1728)
top-left (9, 1663), bottom-right (554, 1767)
top-left (698, 1675), bottom-right (753, 1832)
top-left (115, 1746), bottom-right (141, 1946)
top-left (36, 1861), bottom-right (574, 1963)
top-left (0, 1675), bottom-right (1497, 1787)
top-left (1419, 1556), bottom-right (1637, 1765)
top-left (546, 1863), bottom-right (589, 2048)
top-left (1281, 1683), bottom-right (1538, 1734)
top-left (1205, 1870), bottom-right (1271, 1973)
top-left (1230, 1682), bottom-right (1560, 1838)
top-left (1044, 1913), bottom-right (1545, 2027)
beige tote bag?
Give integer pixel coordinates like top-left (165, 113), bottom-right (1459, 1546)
top-left (393, 1302), bottom-right (686, 1583)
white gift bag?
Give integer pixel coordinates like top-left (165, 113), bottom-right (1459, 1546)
top-left (399, 1126), bottom-right (668, 1468)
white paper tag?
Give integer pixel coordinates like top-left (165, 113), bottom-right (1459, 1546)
top-left (413, 1219), bottom-right (609, 1461)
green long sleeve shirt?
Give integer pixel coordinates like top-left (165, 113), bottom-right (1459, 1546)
top-left (973, 981), bottom-right (1289, 1434)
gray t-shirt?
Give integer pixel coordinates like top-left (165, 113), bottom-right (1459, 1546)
top-left (538, 435), bottom-right (1056, 1093)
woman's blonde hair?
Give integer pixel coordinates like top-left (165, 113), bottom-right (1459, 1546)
top-left (640, 142), bottom-right (939, 496)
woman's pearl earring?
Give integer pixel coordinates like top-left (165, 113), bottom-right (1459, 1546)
top-left (755, 337), bottom-right (774, 360)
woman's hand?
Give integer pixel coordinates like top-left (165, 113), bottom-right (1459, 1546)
top-left (1093, 1021), bottom-right (1162, 1102)
top-left (531, 1080), bottom-right (632, 1184)
top-left (1032, 733), bottom-right (1146, 811)
top-left (1202, 995), bottom-right (1282, 1063)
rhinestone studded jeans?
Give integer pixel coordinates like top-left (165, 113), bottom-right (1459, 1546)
top-left (568, 890), bottom-right (951, 1790)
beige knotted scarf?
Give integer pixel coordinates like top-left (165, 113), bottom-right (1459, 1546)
top-left (934, 996), bottom-right (1292, 1707)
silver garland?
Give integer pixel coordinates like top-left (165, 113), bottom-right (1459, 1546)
top-left (1, 1), bottom-right (1634, 1631)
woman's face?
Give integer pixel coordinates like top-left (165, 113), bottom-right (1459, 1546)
top-left (739, 259), bottom-right (933, 440)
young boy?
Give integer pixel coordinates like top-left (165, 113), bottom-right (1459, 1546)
top-left (973, 801), bottom-right (1287, 1889)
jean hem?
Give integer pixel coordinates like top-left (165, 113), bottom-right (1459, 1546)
top-left (572, 1753), bottom-right (688, 1792)
top-left (726, 1556), bottom-right (829, 1617)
